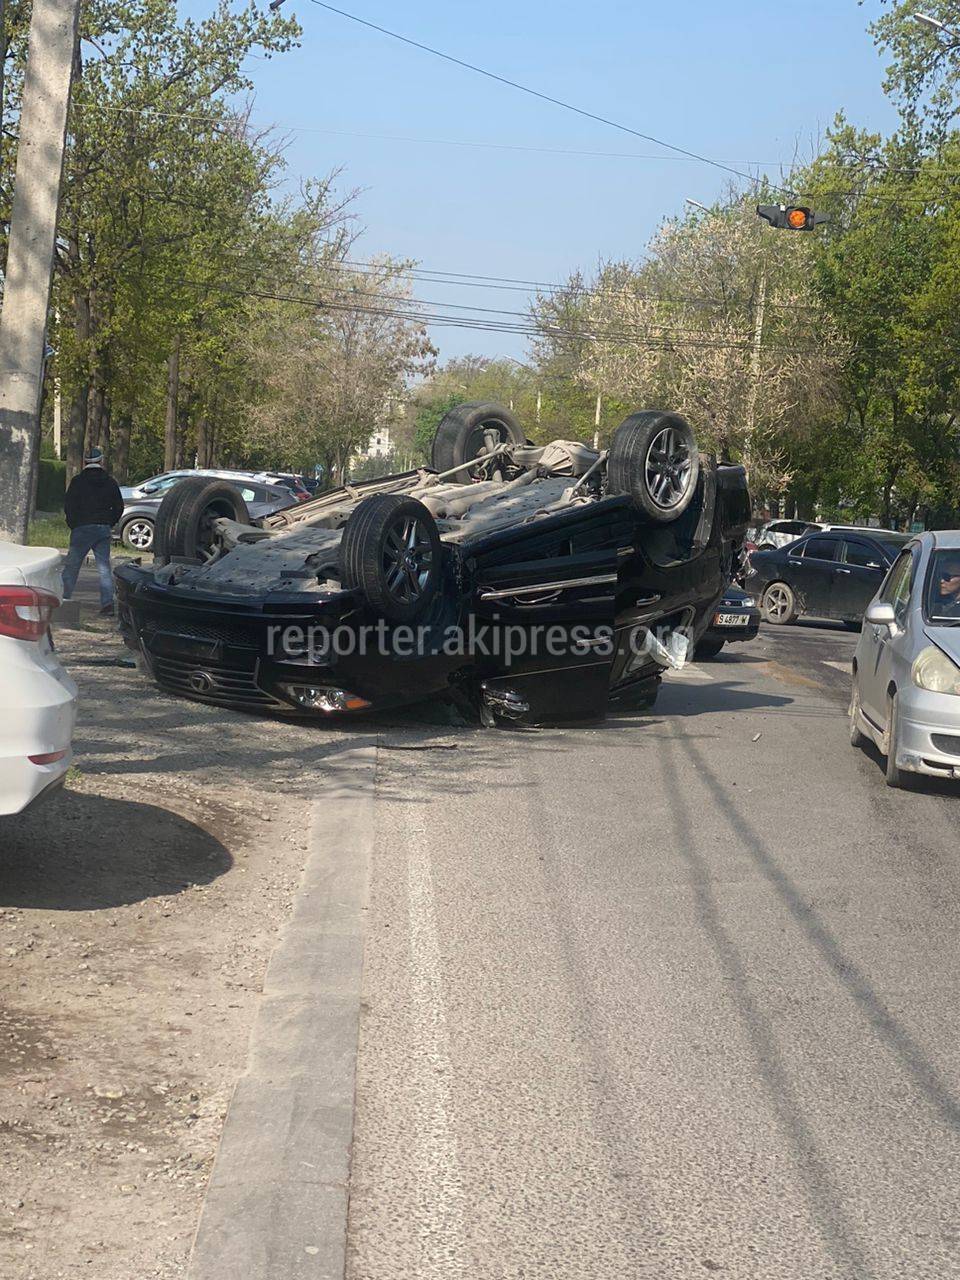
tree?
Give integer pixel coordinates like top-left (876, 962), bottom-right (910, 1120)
top-left (246, 259), bottom-right (435, 483)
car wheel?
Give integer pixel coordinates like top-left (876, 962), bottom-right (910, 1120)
top-left (695, 637), bottom-right (725, 659)
top-left (884, 691), bottom-right (910, 788)
top-left (121, 517), bottom-right (154, 552)
top-left (607, 410), bottom-right (701, 524)
top-left (760, 581), bottom-right (798, 625)
top-left (340, 493), bottom-right (442, 624)
top-left (154, 478), bottom-right (250, 566)
top-left (431, 402), bottom-right (526, 477)
top-left (849, 677), bottom-right (866, 748)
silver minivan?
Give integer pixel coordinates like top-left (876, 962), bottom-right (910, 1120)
top-left (850, 531), bottom-right (960, 787)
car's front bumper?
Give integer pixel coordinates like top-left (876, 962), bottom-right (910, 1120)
top-left (702, 601), bottom-right (761, 646)
top-left (892, 686), bottom-right (960, 778)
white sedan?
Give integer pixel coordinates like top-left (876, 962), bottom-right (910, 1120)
top-left (0, 543), bottom-right (77, 815)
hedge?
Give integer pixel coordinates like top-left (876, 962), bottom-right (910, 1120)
top-left (37, 458), bottom-right (66, 512)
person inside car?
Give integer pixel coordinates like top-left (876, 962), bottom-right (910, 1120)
top-left (932, 558), bottom-right (960, 617)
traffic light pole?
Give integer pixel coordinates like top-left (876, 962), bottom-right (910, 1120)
top-left (0, 0), bottom-right (80, 544)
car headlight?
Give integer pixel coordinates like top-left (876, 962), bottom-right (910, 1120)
top-left (912, 646), bottom-right (960, 695)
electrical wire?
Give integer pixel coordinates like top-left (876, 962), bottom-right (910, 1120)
top-left (306, 0), bottom-right (786, 195)
top-left (140, 268), bottom-right (836, 355)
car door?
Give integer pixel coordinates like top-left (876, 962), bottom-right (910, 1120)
top-left (787, 534), bottom-right (842, 618)
top-left (858, 549), bottom-right (916, 726)
top-left (837, 538), bottom-right (890, 621)
top-left (468, 498), bottom-right (633, 721)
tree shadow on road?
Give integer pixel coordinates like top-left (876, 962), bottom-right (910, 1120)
top-left (0, 789), bottom-right (232, 911)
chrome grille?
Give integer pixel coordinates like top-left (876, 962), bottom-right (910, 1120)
top-left (149, 654), bottom-right (283, 709)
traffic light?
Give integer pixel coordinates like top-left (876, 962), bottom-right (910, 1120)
top-left (757, 204), bottom-right (829, 231)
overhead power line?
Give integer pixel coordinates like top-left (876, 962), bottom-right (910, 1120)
top-left (307, 0), bottom-right (789, 195)
top-left (144, 268), bottom-right (835, 356)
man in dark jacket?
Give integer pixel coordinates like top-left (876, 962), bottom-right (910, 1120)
top-left (62, 446), bottom-right (125, 616)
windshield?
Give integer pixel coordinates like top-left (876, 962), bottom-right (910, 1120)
top-left (924, 549), bottom-right (960, 623)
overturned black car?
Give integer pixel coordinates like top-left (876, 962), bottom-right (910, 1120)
top-left (114, 403), bottom-right (749, 724)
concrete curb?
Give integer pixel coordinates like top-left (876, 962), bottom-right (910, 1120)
top-left (187, 743), bottom-right (378, 1280)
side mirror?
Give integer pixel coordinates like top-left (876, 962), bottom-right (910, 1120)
top-left (865, 601), bottom-right (897, 631)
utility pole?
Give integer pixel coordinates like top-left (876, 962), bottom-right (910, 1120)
top-left (742, 267), bottom-right (767, 487)
top-left (0, 0), bottom-right (80, 543)
top-left (164, 335), bottom-right (181, 471)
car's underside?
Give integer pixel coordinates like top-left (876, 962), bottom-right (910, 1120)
top-left (115, 403), bottom-right (750, 724)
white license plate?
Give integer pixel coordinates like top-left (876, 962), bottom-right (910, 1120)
top-left (715, 613), bottom-right (750, 627)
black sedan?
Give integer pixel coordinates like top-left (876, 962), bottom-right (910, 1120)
top-left (746, 528), bottom-right (911, 627)
top-left (115, 403), bottom-right (750, 725)
top-left (695, 586), bottom-right (760, 658)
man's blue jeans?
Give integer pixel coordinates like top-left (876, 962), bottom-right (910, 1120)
top-left (62, 524), bottom-right (114, 607)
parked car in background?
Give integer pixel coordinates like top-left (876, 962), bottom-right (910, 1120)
top-left (751, 519), bottom-right (821, 550)
top-left (253, 472), bottom-right (312, 503)
top-left (695, 586), bottom-right (761, 659)
top-left (116, 476), bottom-right (297, 552)
top-left (747, 528), bottom-right (911, 627)
top-left (0, 544), bottom-right (77, 815)
top-left (750, 519), bottom-right (898, 551)
top-left (850, 531), bottom-right (960, 787)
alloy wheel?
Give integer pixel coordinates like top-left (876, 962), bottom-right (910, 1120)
top-left (126, 520), bottom-right (154, 551)
top-left (764, 584), bottom-right (792, 621)
top-left (382, 514), bottom-right (435, 604)
top-left (644, 426), bottom-right (694, 509)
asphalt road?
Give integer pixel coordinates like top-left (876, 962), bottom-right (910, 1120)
top-left (346, 620), bottom-right (960, 1280)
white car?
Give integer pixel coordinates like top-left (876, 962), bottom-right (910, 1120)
top-left (0, 544), bottom-right (77, 815)
top-left (850, 531), bottom-right (960, 787)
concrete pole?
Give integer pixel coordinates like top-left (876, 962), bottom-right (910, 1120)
top-left (53, 376), bottom-right (62, 458)
top-left (0, 0), bottom-right (80, 543)
top-left (742, 267), bottom-right (767, 491)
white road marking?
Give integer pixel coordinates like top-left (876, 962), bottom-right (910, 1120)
top-left (406, 839), bottom-right (468, 1276)
top-left (823, 660), bottom-right (852, 673)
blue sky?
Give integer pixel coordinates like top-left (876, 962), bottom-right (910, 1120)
top-left (231, 1), bottom-right (900, 362)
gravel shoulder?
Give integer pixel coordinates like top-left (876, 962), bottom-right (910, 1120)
top-left (0, 614), bottom-right (366, 1280)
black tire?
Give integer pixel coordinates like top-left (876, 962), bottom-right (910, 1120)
top-left (695, 636), bottom-right (725, 660)
top-left (607, 410), bottom-right (701, 524)
top-left (121, 516), bottom-right (155, 553)
top-left (340, 493), bottom-right (442, 623)
top-left (153, 478), bottom-right (250, 565)
top-left (431, 402), bottom-right (526, 477)
top-left (760, 581), bottom-right (798, 625)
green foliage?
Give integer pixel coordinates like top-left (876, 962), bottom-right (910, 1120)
top-left (28, 513), bottom-right (70, 549)
top-left (412, 393), bottom-right (466, 462)
top-left (37, 459), bottom-right (66, 512)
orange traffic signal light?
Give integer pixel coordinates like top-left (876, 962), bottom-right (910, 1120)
top-left (757, 204), bottom-right (829, 231)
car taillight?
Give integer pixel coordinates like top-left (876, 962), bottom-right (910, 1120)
top-left (0, 586), bottom-right (59, 641)
top-left (29, 750), bottom-right (68, 765)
